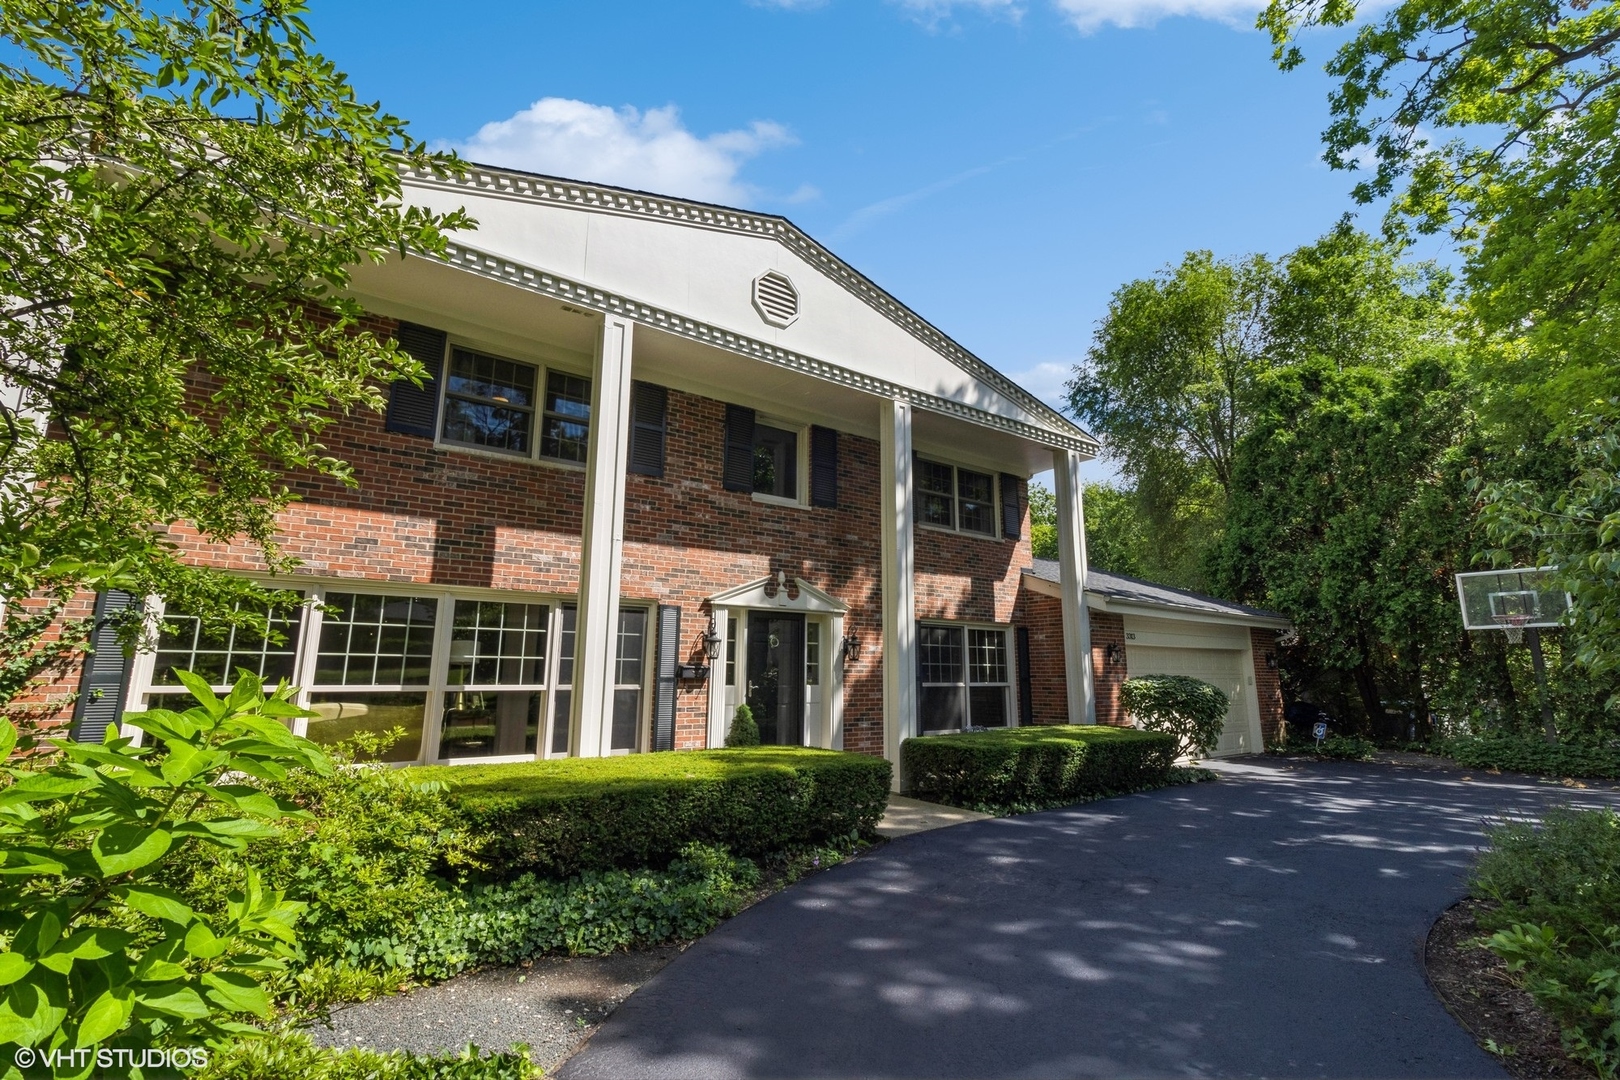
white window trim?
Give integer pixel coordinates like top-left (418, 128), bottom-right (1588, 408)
top-left (917, 620), bottom-right (1018, 731)
top-left (915, 457), bottom-right (1002, 542)
top-left (122, 577), bottom-right (655, 766)
top-left (433, 338), bottom-right (595, 470)
top-left (748, 415), bottom-right (811, 508)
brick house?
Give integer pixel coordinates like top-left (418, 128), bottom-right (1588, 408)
top-left (61, 166), bottom-right (1287, 777)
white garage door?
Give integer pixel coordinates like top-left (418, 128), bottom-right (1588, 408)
top-left (1125, 645), bottom-right (1256, 757)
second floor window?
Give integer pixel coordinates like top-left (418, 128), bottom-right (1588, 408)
top-left (753, 424), bottom-right (798, 499)
top-left (441, 347), bottom-right (591, 464)
top-left (917, 459), bottom-right (998, 538)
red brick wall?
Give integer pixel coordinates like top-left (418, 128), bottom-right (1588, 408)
top-left (1011, 586), bottom-right (1067, 723)
top-left (1090, 611), bottom-right (1128, 726)
top-left (1251, 627), bottom-right (1284, 745)
top-left (4, 593), bottom-right (99, 732)
top-left (914, 481), bottom-right (1031, 623)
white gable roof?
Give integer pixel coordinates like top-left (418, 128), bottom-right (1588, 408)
top-left (398, 165), bottom-right (1097, 455)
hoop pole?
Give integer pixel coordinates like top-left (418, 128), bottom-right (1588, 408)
top-left (1527, 627), bottom-right (1556, 744)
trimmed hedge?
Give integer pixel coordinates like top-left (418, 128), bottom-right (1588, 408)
top-left (903, 725), bottom-right (1177, 814)
top-left (1441, 735), bottom-right (1620, 779)
top-left (413, 747), bottom-right (891, 878)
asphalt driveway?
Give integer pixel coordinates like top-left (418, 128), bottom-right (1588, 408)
top-left (561, 757), bottom-right (1620, 1080)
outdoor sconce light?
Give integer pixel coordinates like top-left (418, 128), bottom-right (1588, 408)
top-left (701, 618), bottom-right (723, 661)
top-left (839, 633), bottom-right (862, 668)
top-left (1105, 641), bottom-right (1123, 666)
top-left (1265, 651), bottom-right (1278, 670)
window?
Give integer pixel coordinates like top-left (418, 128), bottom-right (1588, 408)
top-left (805, 622), bottom-right (821, 687)
top-left (917, 624), bottom-right (1013, 733)
top-left (915, 459), bottom-right (999, 538)
top-left (725, 615), bottom-right (737, 687)
top-left (439, 346), bottom-right (590, 465)
top-left (128, 585), bottom-right (650, 765)
top-left (753, 424), bottom-right (798, 499)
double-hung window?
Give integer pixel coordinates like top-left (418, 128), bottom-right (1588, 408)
top-left (917, 624), bottom-right (1013, 732)
top-left (440, 346), bottom-right (591, 465)
top-left (916, 459), bottom-right (998, 538)
top-left (753, 424), bottom-right (799, 500)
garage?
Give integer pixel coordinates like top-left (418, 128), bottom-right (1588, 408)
top-left (1122, 615), bottom-right (1258, 757)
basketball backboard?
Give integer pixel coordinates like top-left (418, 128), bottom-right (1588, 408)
top-left (1455, 567), bottom-right (1571, 631)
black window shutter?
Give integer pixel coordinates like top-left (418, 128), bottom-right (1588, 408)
top-left (385, 322), bottom-right (448, 438)
top-left (809, 426), bottom-right (838, 508)
top-left (653, 604), bottom-right (681, 752)
top-left (1001, 474), bottom-right (1022, 540)
top-left (1016, 626), bottom-right (1034, 725)
top-left (723, 405), bottom-right (756, 492)
top-left (629, 381), bottom-right (668, 477)
top-left (71, 590), bottom-right (138, 743)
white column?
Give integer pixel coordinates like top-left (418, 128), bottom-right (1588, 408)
top-left (1053, 448), bottom-right (1095, 725)
top-left (828, 613), bottom-right (846, 751)
top-left (880, 399), bottom-right (916, 785)
top-left (572, 316), bottom-right (635, 757)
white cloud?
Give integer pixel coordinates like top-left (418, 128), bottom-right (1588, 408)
top-left (1050, 0), bottom-right (1259, 31)
top-left (892, 0), bottom-right (1025, 27)
top-left (1004, 360), bottom-right (1075, 413)
top-left (444, 98), bottom-right (797, 205)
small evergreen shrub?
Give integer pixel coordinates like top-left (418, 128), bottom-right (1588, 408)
top-left (1120, 674), bottom-right (1229, 759)
top-left (902, 725), bottom-right (1176, 814)
top-left (418, 748), bottom-right (891, 878)
top-left (725, 703), bottom-right (760, 747)
top-left (1441, 735), bottom-right (1620, 779)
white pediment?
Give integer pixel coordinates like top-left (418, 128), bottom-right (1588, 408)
top-left (708, 573), bottom-right (847, 614)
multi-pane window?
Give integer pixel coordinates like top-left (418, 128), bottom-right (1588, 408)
top-left (805, 622), bottom-right (821, 686)
top-left (725, 616), bottom-right (737, 687)
top-left (130, 587), bottom-right (649, 766)
top-left (917, 624), bottom-right (1013, 733)
top-left (151, 600), bottom-right (302, 694)
top-left (916, 459), bottom-right (998, 538)
top-left (753, 424), bottom-right (798, 499)
top-left (439, 346), bottom-right (591, 465)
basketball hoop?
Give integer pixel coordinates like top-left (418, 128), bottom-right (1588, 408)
top-left (1494, 612), bottom-right (1531, 644)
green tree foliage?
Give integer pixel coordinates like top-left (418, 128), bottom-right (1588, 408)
top-left (0, 2), bottom-right (471, 710)
top-left (0, 673), bottom-right (328, 1058)
top-left (1119, 674), bottom-right (1230, 759)
top-left (1028, 482), bottom-right (1150, 579)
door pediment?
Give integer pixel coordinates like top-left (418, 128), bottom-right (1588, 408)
top-left (709, 572), bottom-right (847, 614)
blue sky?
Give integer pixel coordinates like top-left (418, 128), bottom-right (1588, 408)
top-left (305, 0), bottom-right (1396, 483)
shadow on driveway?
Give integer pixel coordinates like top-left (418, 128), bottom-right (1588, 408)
top-left (560, 758), bottom-right (1620, 1080)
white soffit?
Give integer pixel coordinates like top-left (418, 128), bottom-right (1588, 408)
top-left (399, 166), bottom-right (1096, 454)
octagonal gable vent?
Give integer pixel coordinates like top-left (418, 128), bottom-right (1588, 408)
top-left (752, 270), bottom-right (800, 328)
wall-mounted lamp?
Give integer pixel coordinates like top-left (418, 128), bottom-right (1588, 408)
top-left (1104, 641), bottom-right (1123, 667)
top-left (701, 617), bottom-right (723, 661)
top-left (839, 633), bottom-right (862, 669)
top-left (1265, 651), bottom-right (1278, 671)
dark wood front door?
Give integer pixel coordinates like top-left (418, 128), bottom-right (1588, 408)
top-left (746, 612), bottom-right (804, 746)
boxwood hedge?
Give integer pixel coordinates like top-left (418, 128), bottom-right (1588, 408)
top-left (413, 747), bottom-right (891, 879)
top-left (903, 725), bottom-right (1177, 814)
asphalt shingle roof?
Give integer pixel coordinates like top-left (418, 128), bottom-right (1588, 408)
top-left (1026, 558), bottom-right (1285, 623)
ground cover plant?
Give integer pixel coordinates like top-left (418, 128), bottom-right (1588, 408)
top-left (1120, 674), bottom-right (1229, 759)
top-left (1471, 808), bottom-right (1620, 1077)
top-left (902, 725), bottom-right (1176, 814)
top-left (1440, 736), bottom-right (1620, 781)
top-left (420, 747), bottom-right (891, 878)
top-left (200, 1034), bottom-right (539, 1079)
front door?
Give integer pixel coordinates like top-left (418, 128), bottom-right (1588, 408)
top-left (746, 612), bottom-right (804, 746)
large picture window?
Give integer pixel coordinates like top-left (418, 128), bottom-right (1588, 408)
top-left (917, 624), bottom-right (1013, 733)
top-left (440, 345), bottom-right (590, 465)
top-left (916, 459), bottom-right (999, 538)
top-left (128, 585), bottom-right (649, 766)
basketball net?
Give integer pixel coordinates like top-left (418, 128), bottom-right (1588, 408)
top-left (1495, 613), bottom-right (1531, 644)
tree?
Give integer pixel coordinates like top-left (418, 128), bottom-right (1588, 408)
top-left (0, 2), bottom-right (472, 713)
top-left (1029, 482), bottom-right (1150, 579)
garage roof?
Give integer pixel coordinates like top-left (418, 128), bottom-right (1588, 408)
top-left (1025, 559), bottom-right (1288, 627)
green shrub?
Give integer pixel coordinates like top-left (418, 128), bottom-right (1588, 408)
top-left (401, 843), bottom-right (759, 980)
top-left (202, 1031), bottom-right (539, 1079)
top-left (902, 725), bottom-right (1177, 814)
top-left (725, 704), bottom-right (760, 747)
top-left (0, 673), bottom-right (325, 1056)
top-left (1472, 809), bottom-right (1620, 1076)
top-left (1119, 675), bottom-right (1229, 759)
top-left (416, 748), bottom-right (891, 878)
top-left (162, 733), bottom-right (479, 971)
top-left (1269, 730), bottom-right (1377, 760)
top-left (1442, 735), bottom-right (1620, 778)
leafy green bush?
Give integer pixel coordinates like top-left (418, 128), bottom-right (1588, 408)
top-left (161, 733), bottom-right (479, 971)
top-left (202, 1031), bottom-right (538, 1079)
top-left (417, 748), bottom-right (891, 879)
top-left (1472, 809), bottom-right (1620, 1076)
top-left (1120, 675), bottom-right (1229, 759)
top-left (0, 673), bottom-right (324, 1056)
top-left (1442, 735), bottom-right (1620, 779)
top-left (401, 843), bottom-right (759, 980)
top-left (902, 725), bottom-right (1177, 814)
top-left (725, 704), bottom-right (759, 748)
top-left (1268, 730), bottom-right (1376, 760)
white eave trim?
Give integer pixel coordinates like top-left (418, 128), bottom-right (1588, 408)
top-left (414, 241), bottom-right (1100, 455)
top-left (400, 165), bottom-right (1094, 451)
top-left (1021, 571), bottom-right (1290, 630)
